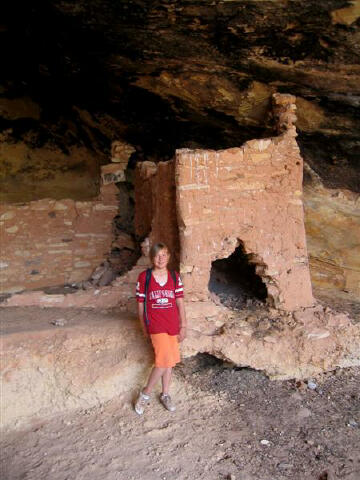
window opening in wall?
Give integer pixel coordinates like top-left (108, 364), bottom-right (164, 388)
top-left (208, 242), bottom-right (267, 310)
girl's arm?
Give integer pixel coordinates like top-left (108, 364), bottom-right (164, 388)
top-left (176, 297), bottom-right (187, 342)
top-left (137, 302), bottom-right (149, 337)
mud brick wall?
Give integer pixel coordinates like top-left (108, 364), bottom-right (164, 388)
top-left (0, 183), bottom-right (119, 294)
top-left (135, 160), bottom-right (180, 270)
top-left (176, 95), bottom-right (314, 310)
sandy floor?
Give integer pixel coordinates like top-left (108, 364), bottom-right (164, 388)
top-left (1, 355), bottom-right (359, 480)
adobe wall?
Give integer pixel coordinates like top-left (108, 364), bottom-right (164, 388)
top-left (0, 168), bottom-right (119, 294)
top-left (135, 160), bottom-right (179, 271)
top-left (176, 94), bottom-right (314, 311)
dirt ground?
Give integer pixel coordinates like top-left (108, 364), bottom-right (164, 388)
top-left (1, 356), bottom-right (359, 480)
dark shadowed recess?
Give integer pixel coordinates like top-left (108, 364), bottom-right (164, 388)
top-left (1, 1), bottom-right (268, 158)
top-left (209, 244), bottom-right (267, 310)
top-left (299, 134), bottom-right (360, 192)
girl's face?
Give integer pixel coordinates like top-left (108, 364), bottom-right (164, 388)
top-left (153, 248), bottom-right (170, 270)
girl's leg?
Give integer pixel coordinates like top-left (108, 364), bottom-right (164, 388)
top-left (161, 367), bottom-right (173, 395)
top-left (143, 367), bottom-right (165, 395)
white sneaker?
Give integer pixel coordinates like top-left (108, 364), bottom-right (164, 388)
top-left (134, 391), bottom-right (150, 415)
top-left (160, 393), bottom-right (176, 412)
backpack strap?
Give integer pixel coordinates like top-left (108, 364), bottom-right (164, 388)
top-left (170, 270), bottom-right (177, 290)
top-left (144, 268), bottom-right (152, 326)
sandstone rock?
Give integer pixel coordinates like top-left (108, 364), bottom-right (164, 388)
top-left (90, 264), bottom-right (108, 282)
top-left (111, 140), bottom-right (135, 163)
top-left (0, 309), bottom-right (152, 430)
top-left (0, 97), bottom-right (41, 120)
top-left (101, 163), bottom-right (126, 184)
top-left (98, 269), bottom-right (117, 287)
top-left (304, 181), bottom-right (360, 297)
top-left (331, 3), bottom-right (360, 25)
top-left (112, 232), bottom-right (135, 250)
top-left (81, 281), bottom-right (93, 290)
top-left (51, 318), bottom-right (67, 327)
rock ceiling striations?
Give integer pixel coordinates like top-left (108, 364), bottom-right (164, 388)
top-left (1, 0), bottom-right (359, 197)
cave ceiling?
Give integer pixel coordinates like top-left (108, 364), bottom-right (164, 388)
top-left (1, 0), bottom-right (360, 201)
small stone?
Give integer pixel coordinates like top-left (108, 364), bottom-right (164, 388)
top-left (5, 225), bottom-right (18, 233)
top-left (258, 318), bottom-right (271, 331)
top-left (54, 202), bottom-right (68, 211)
top-left (74, 261), bottom-right (91, 268)
top-left (51, 318), bottom-right (67, 327)
top-left (5, 285), bottom-right (25, 294)
top-left (260, 439), bottom-right (270, 446)
top-left (98, 269), bottom-right (116, 286)
top-left (348, 419), bottom-right (358, 427)
top-left (307, 380), bottom-right (317, 390)
top-left (90, 265), bottom-right (107, 281)
top-left (0, 211), bottom-right (15, 220)
top-left (81, 281), bottom-right (93, 290)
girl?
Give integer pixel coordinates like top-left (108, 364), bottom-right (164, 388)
top-left (134, 242), bottom-right (187, 415)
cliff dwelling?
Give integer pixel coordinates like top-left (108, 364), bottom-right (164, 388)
top-left (1, 1), bottom-right (360, 479)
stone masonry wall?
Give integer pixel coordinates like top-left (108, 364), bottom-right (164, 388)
top-left (0, 178), bottom-right (119, 294)
top-left (176, 94), bottom-right (314, 311)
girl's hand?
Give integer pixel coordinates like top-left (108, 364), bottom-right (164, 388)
top-left (178, 326), bottom-right (187, 342)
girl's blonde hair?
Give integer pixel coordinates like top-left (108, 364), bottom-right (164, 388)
top-left (149, 242), bottom-right (169, 262)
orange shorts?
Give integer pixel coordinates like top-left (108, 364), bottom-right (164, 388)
top-left (150, 333), bottom-right (180, 368)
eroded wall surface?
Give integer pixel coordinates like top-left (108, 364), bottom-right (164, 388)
top-left (135, 160), bottom-right (179, 271)
top-left (0, 178), bottom-right (119, 294)
top-left (177, 95), bottom-right (314, 311)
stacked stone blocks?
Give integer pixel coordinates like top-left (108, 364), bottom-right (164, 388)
top-left (0, 170), bottom-right (119, 294)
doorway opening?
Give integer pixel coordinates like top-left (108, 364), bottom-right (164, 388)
top-left (208, 242), bottom-right (267, 310)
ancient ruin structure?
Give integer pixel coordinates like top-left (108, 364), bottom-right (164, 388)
top-left (2, 94), bottom-right (359, 433)
top-left (135, 94), bottom-right (315, 314)
top-left (176, 96), bottom-right (314, 312)
top-left (0, 142), bottom-right (139, 294)
top-left (3, 94), bottom-right (316, 311)
top-left (0, 182), bottom-right (119, 292)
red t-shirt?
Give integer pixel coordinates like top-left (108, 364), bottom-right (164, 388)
top-left (136, 270), bottom-right (184, 335)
